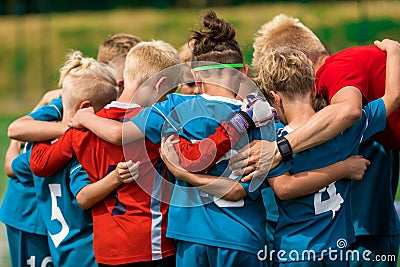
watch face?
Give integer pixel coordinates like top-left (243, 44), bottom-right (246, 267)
top-left (280, 142), bottom-right (291, 155)
top-left (277, 137), bottom-right (293, 162)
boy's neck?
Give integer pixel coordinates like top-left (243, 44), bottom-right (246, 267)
top-left (284, 100), bottom-right (316, 130)
top-left (202, 83), bottom-right (237, 99)
top-left (117, 85), bottom-right (139, 104)
top-left (62, 109), bottom-right (74, 124)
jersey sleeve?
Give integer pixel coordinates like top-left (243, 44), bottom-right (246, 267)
top-left (11, 148), bottom-right (34, 184)
top-left (68, 158), bottom-right (91, 197)
top-left (30, 129), bottom-right (75, 177)
top-left (360, 98), bottom-right (386, 141)
top-left (130, 98), bottom-right (176, 144)
top-left (177, 121), bottom-right (240, 173)
top-left (28, 97), bottom-right (63, 121)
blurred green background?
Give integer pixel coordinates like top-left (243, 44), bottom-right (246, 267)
top-left (0, 0), bottom-right (400, 266)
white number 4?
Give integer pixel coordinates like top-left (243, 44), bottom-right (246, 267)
top-left (314, 183), bottom-right (344, 218)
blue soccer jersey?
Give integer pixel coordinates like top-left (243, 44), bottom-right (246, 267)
top-left (131, 93), bottom-right (289, 255)
top-left (271, 99), bottom-right (386, 263)
top-left (351, 140), bottom-right (400, 236)
top-left (33, 158), bottom-right (96, 267)
top-left (0, 98), bottom-right (63, 234)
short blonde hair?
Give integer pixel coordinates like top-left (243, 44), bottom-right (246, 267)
top-left (97, 33), bottom-right (141, 64)
top-left (60, 51), bottom-right (119, 112)
top-left (255, 47), bottom-right (315, 104)
top-left (252, 14), bottom-right (328, 72)
top-left (123, 40), bottom-right (180, 86)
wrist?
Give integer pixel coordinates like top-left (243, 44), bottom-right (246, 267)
top-left (276, 136), bottom-right (293, 162)
top-left (229, 111), bottom-right (255, 134)
top-left (335, 160), bottom-right (348, 180)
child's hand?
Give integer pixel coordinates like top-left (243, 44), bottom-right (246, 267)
top-left (342, 155), bottom-right (370, 181)
top-left (160, 135), bottom-right (184, 175)
top-left (116, 160), bottom-right (140, 183)
top-left (68, 107), bottom-right (95, 128)
top-left (374, 39), bottom-right (400, 53)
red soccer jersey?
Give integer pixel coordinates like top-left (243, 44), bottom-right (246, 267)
top-left (315, 45), bottom-right (400, 150)
top-left (31, 102), bottom-right (176, 265)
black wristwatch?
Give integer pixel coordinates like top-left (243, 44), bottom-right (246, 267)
top-left (276, 136), bottom-right (293, 162)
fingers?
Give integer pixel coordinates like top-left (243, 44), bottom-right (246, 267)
top-left (116, 160), bottom-right (140, 183)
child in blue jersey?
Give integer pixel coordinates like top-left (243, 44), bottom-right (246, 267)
top-left (254, 44), bottom-right (400, 266)
top-left (1, 93), bottom-right (63, 267)
top-left (6, 51), bottom-right (119, 267)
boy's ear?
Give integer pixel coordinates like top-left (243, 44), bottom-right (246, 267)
top-left (117, 79), bottom-right (124, 95)
top-left (269, 91), bottom-right (280, 105)
top-left (155, 76), bottom-right (167, 93)
top-left (79, 100), bottom-right (91, 109)
top-left (239, 64), bottom-right (249, 82)
top-left (191, 70), bottom-right (203, 89)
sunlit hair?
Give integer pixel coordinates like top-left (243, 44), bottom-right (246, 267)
top-left (59, 51), bottom-right (119, 112)
top-left (108, 53), bottom-right (127, 81)
top-left (178, 40), bottom-right (194, 63)
top-left (123, 40), bottom-right (180, 85)
top-left (255, 47), bottom-right (315, 104)
top-left (252, 14), bottom-right (328, 72)
top-left (190, 10), bottom-right (243, 65)
top-left (97, 33), bottom-right (141, 64)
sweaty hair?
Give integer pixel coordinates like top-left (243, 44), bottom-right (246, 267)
top-left (252, 14), bottom-right (328, 72)
top-left (255, 47), bottom-right (315, 104)
top-left (123, 40), bottom-right (180, 86)
top-left (60, 51), bottom-right (119, 112)
top-left (190, 10), bottom-right (243, 65)
top-left (97, 33), bottom-right (141, 64)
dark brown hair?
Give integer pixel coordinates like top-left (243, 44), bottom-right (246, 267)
top-left (190, 10), bottom-right (243, 64)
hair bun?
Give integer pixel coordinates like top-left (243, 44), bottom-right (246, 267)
top-left (202, 10), bottom-right (235, 42)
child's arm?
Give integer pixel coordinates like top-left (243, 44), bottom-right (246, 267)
top-left (8, 116), bottom-right (68, 142)
top-left (68, 107), bottom-right (143, 145)
top-left (8, 97), bottom-right (66, 142)
top-left (174, 121), bottom-right (240, 173)
top-left (160, 135), bottom-right (246, 201)
top-left (375, 39), bottom-right (400, 116)
top-left (4, 139), bottom-right (24, 177)
top-left (30, 130), bottom-right (75, 177)
top-left (162, 136), bottom-right (370, 201)
top-left (76, 161), bottom-right (139, 209)
top-left (268, 155), bottom-right (370, 200)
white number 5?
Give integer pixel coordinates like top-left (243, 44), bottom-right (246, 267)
top-left (48, 184), bottom-right (69, 247)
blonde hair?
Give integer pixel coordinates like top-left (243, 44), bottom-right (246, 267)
top-left (60, 51), bottom-right (119, 112)
top-left (123, 40), bottom-right (180, 86)
top-left (255, 47), bottom-right (315, 104)
top-left (97, 33), bottom-right (141, 64)
top-left (252, 14), bottom-right (328, 72)
top-left (178, 40), bottom-right (194, 63)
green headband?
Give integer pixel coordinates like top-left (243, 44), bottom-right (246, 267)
top-left (192, 63), bottom-right (244, 72)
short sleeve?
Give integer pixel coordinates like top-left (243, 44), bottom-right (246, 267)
top-left (11, 148), bottom-right (33, 184)
top-left (360, 98), bottom-right (386, 141)
top-left (28, 97), bottom-right (63, 121)
top-left (68, 158), bottom-right (91, 197)
top-left (130, 95), bottom-right (180, 144)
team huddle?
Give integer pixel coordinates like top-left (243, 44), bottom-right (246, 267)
top-left (1, 10), bottom-right (399, 267)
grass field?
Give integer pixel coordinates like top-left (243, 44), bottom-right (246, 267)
top-left (0, 1), bottom-right (400, 266)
